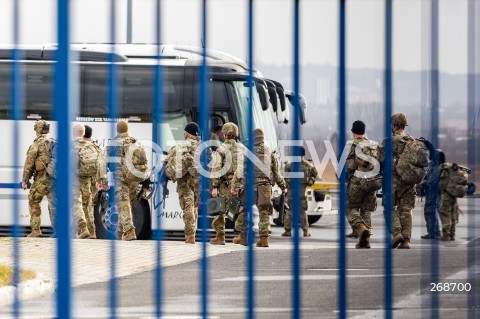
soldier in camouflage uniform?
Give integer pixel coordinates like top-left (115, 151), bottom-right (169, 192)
top-left (71, 124), bottom-right (92, 239)
top-left (231, 128), bottom-right (287, 247)
top-left (346, 121), bottom-right (377, 249)
top-left (114, 120), bottom-right (139, 241)
top-left (165, 122), bottom-right (200, 244)
top-left (379, 112), bottom-right (416, 249)
top-left (438, 155), bottom-right (461, 241)
top-left (282, 146), bottom-right (319, 238)
top-left (22, 120), bottom-right (56, 237)
top-left (210, 122), bottom-right (244, 245)
top-left (82, 125), bottom-right (106, 239)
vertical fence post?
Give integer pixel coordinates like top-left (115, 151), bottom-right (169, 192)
top-left (55, 0), bottom-right (72, 317)
top-left (383, 1), bottom-right (393, 319)
top-left (246, 1), bottom-right (256, 319)
top-left (199, 1), bottom-right (210, 318)
top-left (108, 1), bottom-right (118, 318)
top-left (153, 1), bottom-right (164, 318)
top-left (292, 1), bottom-right (302, 319)
top-left (11, 0), bottom-right (22, 316)
top-left (338, 1), bottom-right (347, 318)
top-left (467, 1), bottom-right (479, 318)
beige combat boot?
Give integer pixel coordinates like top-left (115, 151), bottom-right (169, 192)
top-left (281, 230), bottom-right (291, 237)
top-left (78, 226), bottom-right (91, 239)
top-left (356, 224), bottom-right (370, 248)
top-left (303, 229), bottom-right (311, 237)
top-left (210, 235), bottom-right (226, 245)
top-left (122, 229), bottom-right (137, 241)
top-left (256, 237), bottom-right (269, 247)
top-left (185, 236), bottom-right (195, 244)
top-left (391, 233), bottom-right (405, 248)
top-left (397, 239), bottom-right (410, 249)
top-left (27, 229), bottom-right (43, 238)
top-left (439, 233), bottom-right (451, 241)
top-left (233, 235), bottom-right (246, 245)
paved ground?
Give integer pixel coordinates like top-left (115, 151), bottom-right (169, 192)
top-left (0, 197), bottom-right (478, 318)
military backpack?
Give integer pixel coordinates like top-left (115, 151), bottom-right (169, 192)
top-left (121, 137), bottom-right (149, 183)
top-left (350, 140), bottom-right (382, 192)
top-left (34, 135), bottom-right (57, 178)
top-left (165, 140), bottom-right (197, 180)
top-left (444, 163), bottom-right (469, 198)
top-left (77, 141), bottom-right (101, 177)
top-left (395, 137), bottom-right (430, 185)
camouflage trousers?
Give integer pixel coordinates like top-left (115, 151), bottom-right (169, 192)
top-left (81, 178), bottom-right (96, 234)
top-left (284, 195), bottom-right (309, 232)
top-left (72, 177), bottom-right (92, 231)
top-left (115, 180), bottom-right (138, 234)
top-left (347, 178), bottom-right (376, 233)
top-left (211, 183), bottom-right (230, 237)
top-left (439, 191), bottom-right (458, 236)
top-left (28, 172), bottom-right (55, 231)
top-left (177, 178), bottom-right (198, 237)
top-left (385, 178), bottom-right (416, 240)
top-left (235, 186), bottom-right (272, 238)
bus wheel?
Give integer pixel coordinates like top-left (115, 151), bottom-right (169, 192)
top-left (308, 215), bottom-right (322, 225)
top-left (94, 200), bottom-right (119, 240)
top-left (132, 199), bottom-right (152, 240)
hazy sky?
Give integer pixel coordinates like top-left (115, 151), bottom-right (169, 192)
top-left (0, 0), bottom-right (469, 74)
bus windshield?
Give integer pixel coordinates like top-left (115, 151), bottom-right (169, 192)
top-left (231, 81), bottom-right (278, 149)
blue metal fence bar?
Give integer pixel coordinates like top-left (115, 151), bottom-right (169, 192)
top-left (108, 0), bottom-right (119, 317)
top-left (428, 0), bottom-right (440, 317)
top-left (55, 0), bottom-right (72, 317)
top-left (153, 0), bottom-right (164, 318)
top-left (383, 1), bottom-right (393, 319)
top-left (337, 1), bottom-right (347, 318)
top-left (292, 1), bottom-right (301, 319)
top-left (246, 1), bottom-right (256, 318)
top-left (467, 1), bottom-right (479, 318)
top-left (11, 0), bottom-right (22, 317)
top-left (199, 1), bottom-right (210, 318)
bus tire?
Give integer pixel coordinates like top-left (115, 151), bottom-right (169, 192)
top-left (132, 199), bottom-right (152, 240)
top-left (308, 215), bottom-right (322, 225)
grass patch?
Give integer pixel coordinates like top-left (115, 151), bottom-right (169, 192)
top-left (0, 265), bottom-right (36, 287)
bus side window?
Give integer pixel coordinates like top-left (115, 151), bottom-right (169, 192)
top-left (83, 65), bottom-right (109, 118)
top-left (0, 64), bottom-right (11, 120)
top-left (25, 63), bottom-right (54, 120)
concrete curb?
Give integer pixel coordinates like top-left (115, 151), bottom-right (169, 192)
top-left (0, 279), bottom-right (55, 307)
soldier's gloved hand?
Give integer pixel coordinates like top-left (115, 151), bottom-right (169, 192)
top-left (211, 188), bottom-right (218, 197)
top-left (231, 188), bottom-right (238, 195)
top-left (21, 181), bottom-right (28, 190)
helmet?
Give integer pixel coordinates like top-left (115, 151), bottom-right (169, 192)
top-left (34, 120), bottom-right (50, 134)
top-left (222, 122), bottom-right (239, 138)
top-left (391, 112), bottom-right (408, 126)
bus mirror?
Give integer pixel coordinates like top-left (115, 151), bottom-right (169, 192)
top-left (285, 91), bottom-right (308, 125)
top-left (255, 82), bottom-right (269, 111)
top-left (276, 107), bottom-right (285, 123)
top-left (266, 79), bottom-right (286, 112)
top-left (264, 80), bottom-right (278, 112)
top-left (283, 102), bottom-right (290, 124)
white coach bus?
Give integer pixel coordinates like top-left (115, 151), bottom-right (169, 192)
top-left (0, 43), bottom-right (335, 239)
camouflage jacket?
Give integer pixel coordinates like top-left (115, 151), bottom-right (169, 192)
top-left (232, 140), bottom-right (286, 190)
top-left (284, 159), bottom-right (318, 189)
top-left (211, 138), bottom-right (245, 189)
top-left (22, 133), bottom-right (54, 182)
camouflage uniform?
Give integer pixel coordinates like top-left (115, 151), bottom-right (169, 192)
top-left (379, 131), bottom-right (416, 241)
top-left (233, 138), bottom-right (286, 239)
top-left (438, 163), bottom-right (458, 239)
top-left (346, 137), bottom-right (377, 234)
top-left (81, 141), bottom-right (104, 235)
top-left (283, 160), bottom-right (318, 233)
top-left (165, 136), bottom-right (200, 237)
top-left (211, 139), bottom-right (244, 237)
top-left (22, 132), bottom-right (56, 233)
top-left (114, 132), bottom-right (139, 234)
